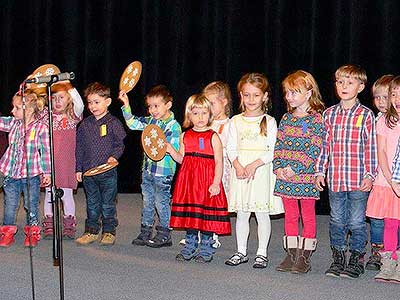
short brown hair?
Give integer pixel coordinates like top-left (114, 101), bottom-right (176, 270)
top-left (145, 85), bottom-right (172, 104)
top-left (84, 82), bottom-right (110, 99)
top-left (335, 64), bottom-right (367, 84)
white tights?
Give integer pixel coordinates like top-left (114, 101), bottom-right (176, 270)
top-left (44, 188), bottom-right (75, 217)
top-left (236, 211), bottom-right (271, 257)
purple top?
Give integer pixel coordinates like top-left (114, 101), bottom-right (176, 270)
top-left (76, 112), bottom-right (126, 173)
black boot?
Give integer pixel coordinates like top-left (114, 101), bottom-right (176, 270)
top-left (147, 225), bottom-right (172, 248)
top-left (325, 247), bottom-right (346, 277)
top-left (132, 224), bottom-right (153, 246)
top-left (340, 251), bottom-right (365, 279)
top-left (365, 244), bottom-right (383, 271)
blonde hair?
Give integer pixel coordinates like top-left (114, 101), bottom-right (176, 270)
top-left (372, 74), bottom-right (395, 96)
top-left (13, 90), bottom-right (46, 119)
top-left (237, 73), bottom-right (271, 136)
top-left (51, 82), bottom-right (75, 120)
top-left (282, 70), bottom-right (325, 114)
top-left (385, 76), bottom-right (400, 129)
top-left (203, 81), bottom-right (232, 116)
top-left (335, 64), bottom-right (367, 84)
top-left (183, 94), bottom-right (213, 129)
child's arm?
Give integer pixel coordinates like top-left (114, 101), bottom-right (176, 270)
top-left (392, 140), bottom-right (400, 197)
top-left (226, 117), bottom-right (247, 179)
top-left (166, 133), bottom-right (185, 164)
top-left (119, 91), bottom-right (148, 130)
top-left (75, 124), bottom-right (84, 182)
top-left (315, 111), bottom-right (329, 191)
top-left (360, 112), bottom-right (377, 191)
top-left (109, 119), bottom-right (127, 162)
top-left (0, 116), bottom-right (15, 133)
top-left (209, 133), bottom-right (223, 196)
top-left (377, 133), bottom-right (392, 185)
top-left (38, 124), bottom-right (51, 186)
top-left (273, 115), bottom-right (288, 180)
top-left (69, 88), bottom-right (84, 118)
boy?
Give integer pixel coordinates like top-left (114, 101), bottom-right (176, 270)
top-left (75, 82), bottom-right (126, 246)
top-left (119, 85), bottom-right (181, 248)
top-left (315, 65), bottom-right (377, 279)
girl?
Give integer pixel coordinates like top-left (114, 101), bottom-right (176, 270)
top-left (168, 94), bottom-right (231, 263)
top-left (225, 73), bottom-right (283, 269)
top-left (366, 76), bottom-right (400, 282)
top-left (0, 91), bottom-right (51, 247)
top-left (273, 70), bottom-right (325, 273)
top-left (366, 74), bottom-right (394, 271)
top-left (41, 82), bottom-right (83, 239)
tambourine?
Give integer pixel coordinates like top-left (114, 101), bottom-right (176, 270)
top-left (83, 161), bottom-right (119, 177)
top-left (119, 61), bottom-right (142, 93)
top-left (26, 64), bottom-right (61, 90)
top-left (141, 124), bottom-right (167, 161)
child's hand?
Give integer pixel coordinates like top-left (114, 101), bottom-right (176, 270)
top-left (118, 90), bottom-right (129, 107)
top-left (209, 183), bottom-right (220, 196)
top-left (315, 175), bottom-right (325, 191)
top-left (41, 175), bottom-right (51, 187)
top-left (392, 181), bottom-right (400, 197)
top-left (107, 157), bottom-right (117, 163)
top-left (166, 142), bottom-right (173, 154)
top-left (76, 172), bottom-right (82, 182)
top-left (360, 177), bottom-right (373, 192)
top-left (276, 168), bottom-right (287, 180)
top-left (233, 160), bottom-right (247, 179)
top-left (244, 162), bottom-right (258, 180)
top-left (283, 166), bottom-right (296, 179)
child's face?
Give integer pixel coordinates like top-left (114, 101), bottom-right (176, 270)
top-left (146, 96), bottom-right (171, 120)
top-left (206, 92), bottom-right (227, 120)
top-left (285, 88), bottom-right (311, 111)
top-left (87, 93), bottom-right (111, 120)
top-left (11, 97), bottom-right (24, 120)
top-left (52, 91), bottom-right (70, 114)
top-left (335, 76), bottom-right (364, 102)
top-left (373, 87), bottom-right (389, 113)
top-left (240, 83), bottom-right (266, 116)
top-left (390, 86), bottom-right (400, 113)
top-left (190, 107), bottom-right (210, 130)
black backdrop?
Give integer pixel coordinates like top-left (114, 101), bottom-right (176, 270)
top-left (1, 1), bottom-right (400, 214)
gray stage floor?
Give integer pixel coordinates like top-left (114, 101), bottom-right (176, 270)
top-left (0, 190), bottom-right (398, 300)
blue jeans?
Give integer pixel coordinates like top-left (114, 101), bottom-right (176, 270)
top-left (328, 190), bottom-right (369, 253)
top-left (82, 168), bottom-right (118, 234)
top-left (2, 176), bottom-right (40, 225)
top-left (369, 217), bottom-right (384, 245)
top-left (141, 170), bottom-right (173, 228)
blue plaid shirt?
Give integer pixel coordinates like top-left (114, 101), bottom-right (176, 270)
top-left (121, 105), bottom-right (181, 177)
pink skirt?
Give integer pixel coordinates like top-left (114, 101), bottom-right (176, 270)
top-left (366, 185), bottom-right (400, 220)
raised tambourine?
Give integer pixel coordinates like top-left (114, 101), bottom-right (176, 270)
top-left (26, 64), bottom-right (61, 89)
top-left (119, 61), bottom-right (142, 93)
top-left (83, 161), bottom-right (119, 177)
top-left (141, 124), bottom-right (167, 161)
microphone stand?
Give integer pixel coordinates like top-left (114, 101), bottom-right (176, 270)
top-left (45, 77), bottom-right (65, 300)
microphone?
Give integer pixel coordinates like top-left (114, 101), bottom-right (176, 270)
top-left (25, 72), bottom-right (75, 84)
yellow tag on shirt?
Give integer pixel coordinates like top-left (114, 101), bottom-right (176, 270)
top-left (100, 124), bottom-right (107, 136)
top-left (356, 115), bottom-right (363, 127)
top-left (29, 129), bottom-right (36, 141)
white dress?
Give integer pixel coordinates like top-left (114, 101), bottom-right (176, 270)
top-left (227, 113), bottom-right (283, 214)
top-left (210, 118), bottom-right (231, 197)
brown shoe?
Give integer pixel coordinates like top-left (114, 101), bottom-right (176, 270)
top-left (291, 237), bottom-right (317, 274)
top-left (100, 233), bottom-right (115, 246)
top-left (75, 233), bottom-right (99, 245)
top-left (276, 236), bottom-right (298, 272)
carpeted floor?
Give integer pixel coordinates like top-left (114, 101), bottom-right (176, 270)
top-left (0, 190), bottom-right (398, 300)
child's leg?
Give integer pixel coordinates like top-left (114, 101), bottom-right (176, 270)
top-left (2, 178), bottom-right (23, 225)
top-left (254, 212), bottom-right (271, 257)
top-left (153, 175), bottom-right (172, 228)
top-left (140, 170), bottom-right (156, 227)
top-left (346, 191), bottom-right (368, 254)
top-left (384, 218), bottom-right (399, 259)
top-left (282, 198), bottom-right (300, 236)
top-left (82, 176), bottom-right (102, 234)
top-left (299, 199), bottom-right (316, 238)
top-left (61, 188), bottom-right (75, 216)
top-left (22, 176), bottom-right (41, 226)
top-left (176, 229), bottom-right (199, 261)
top-left (370, 218), bottom-right (384, 245)
top-left (236, 211), bottom-right (251, 255)
top-left (328, 190), bottom-right (348, 251)
top-left (98, 169), bottom-right (118, 235)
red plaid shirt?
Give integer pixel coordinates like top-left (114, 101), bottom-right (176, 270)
top-left (315, 101), bottom-right (377, 192)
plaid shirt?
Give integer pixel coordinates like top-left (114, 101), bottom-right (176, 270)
top-left (121, 105), bottom-right (181, 177)
top-left (315, 101), bottom-right (377, 192)
top-left (0, 116), bottom-right (51, 178)
top-left (392, 139), bottom-right (400, 182)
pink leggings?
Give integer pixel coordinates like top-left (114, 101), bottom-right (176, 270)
top-left (44, 187), bottom-right (75, 217)
top-left (282, 197), bottom-right (316, 238)
top-left (384, 218), bottom-right (400, 259)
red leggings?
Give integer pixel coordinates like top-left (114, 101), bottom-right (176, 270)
top-left (384, 218), bottom-right (400, 259)
top-left (282, 197), bottom-right (316, 238)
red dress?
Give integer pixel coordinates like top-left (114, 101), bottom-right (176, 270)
top-left (170, 129), bottom-right (231, 235)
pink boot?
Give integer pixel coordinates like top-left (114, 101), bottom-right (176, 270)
top-left (63, 215), bottom-right (77, 239)
top-left (24, 225), bottom-right (41, 247)
top-left (42, 215), bottom-right (53, 239)
top-left (0, 225), bottom-right (18, 247)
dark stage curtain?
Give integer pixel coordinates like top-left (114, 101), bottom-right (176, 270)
top-left (1, 1), bottom-right (399, 214)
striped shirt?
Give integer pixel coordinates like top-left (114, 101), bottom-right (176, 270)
top-left (392, 139), bottom-right (400, 182)
top-left (315, 101), bottom-right (377, 192)
top-left (121, 105), bottom-right (181, 177)
top-left (0, 116), bottom-right (51, 178)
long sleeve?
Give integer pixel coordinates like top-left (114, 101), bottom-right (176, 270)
top-left (315, 110), bottom-right (330, 176)
top-left (38, 124), bottom-right (51, 175)
top-left (70, 88), bottom-right (84, 118)
top-left (363, 111), bottom-right (377, 179)
top-left (392, 139), bottom-right (400, 182)
top-left (260, 116), bottom-right (277, 164)
top-left (110, 120), bottom-right (126, 160)
top-left (226, 117), bottom-right (238, 163)
top-left (75, 124), bottom-right (84, 172)
top-left (0, 116), bottom-right (14, 132)
top-left (273, 115), bottom-right (287, 171)
top-left (121, 104), bottom-right (149, 130)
